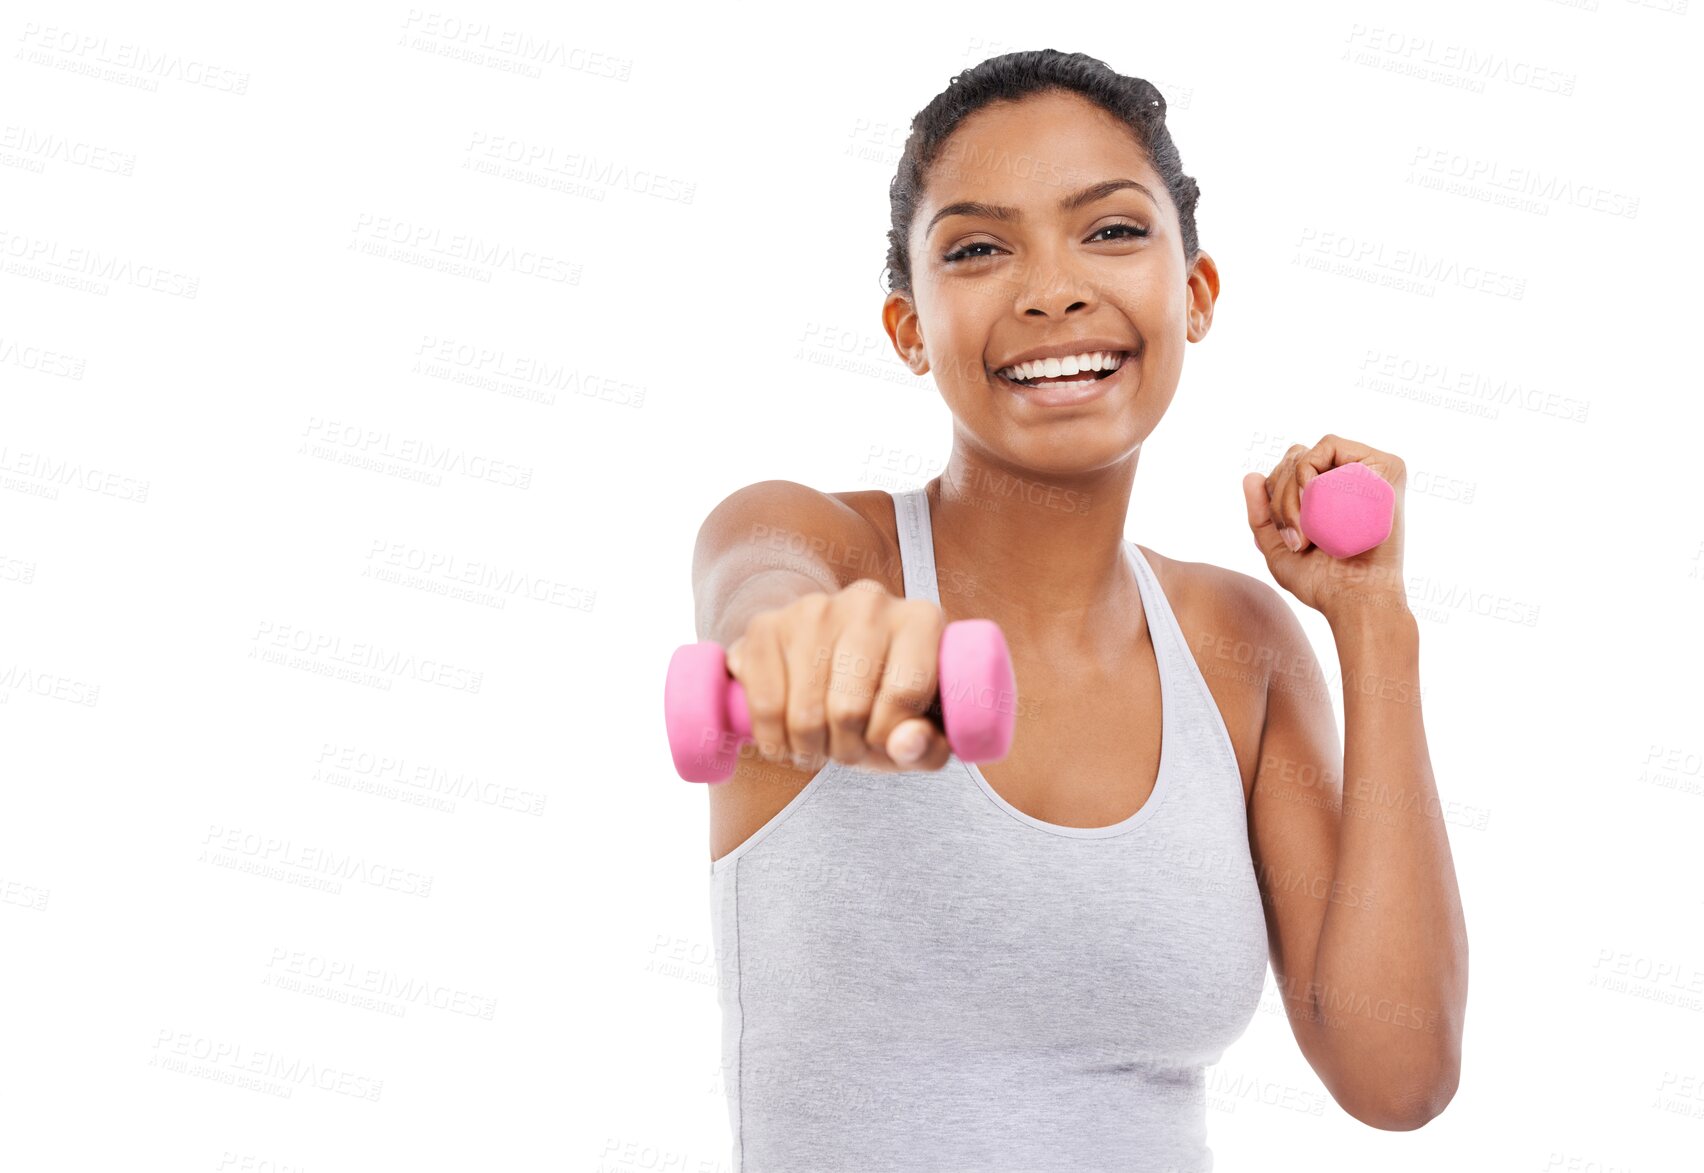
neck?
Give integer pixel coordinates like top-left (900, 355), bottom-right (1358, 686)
top-left (926, 448), bottom-right (1146, 652)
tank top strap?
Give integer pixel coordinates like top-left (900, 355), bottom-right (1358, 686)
top-left (1126, 537), bottom-right (1244, 786)
top-left (1124, 539), bottom-right (1190, 685)
top-left (891, 487), bottom-right (940, 605)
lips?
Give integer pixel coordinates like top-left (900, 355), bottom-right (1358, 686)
top-left (993, 346), bottom-right (1137, 409)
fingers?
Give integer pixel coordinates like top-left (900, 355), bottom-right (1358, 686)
top-left (886, 715), bottom-right (953, 774)
top-left (895, 714), bottom-right (954, 773)
top-left (1265, 444), bottom-right (1307, 552)
top-left (725, 587), bottom-right (959, 778)
top-left (780, 593), bottom-right (836, 770)
top-left (821, 617), bottom-right (890, 768)
top-left (1242, 471), bottom-right (1291, 564)
top-left (1265, 435), bottom-right (1387, 554)
top-left (726, 619), bottom-right (792, 765)
top-left (864, 598), bottom-right (948, 772)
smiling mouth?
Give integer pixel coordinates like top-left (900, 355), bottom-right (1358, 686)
top-left (991, 349), bottom-right (1135, 390)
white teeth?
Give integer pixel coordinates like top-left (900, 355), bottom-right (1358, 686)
top-left (996, 350), bottom-right (1126, 382)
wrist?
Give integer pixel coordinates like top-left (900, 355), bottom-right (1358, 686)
top-left (1325, 593), bottom-right (1418, 640)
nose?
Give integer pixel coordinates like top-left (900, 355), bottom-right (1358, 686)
top-left (1012, 254), bottom-right (1098, 318)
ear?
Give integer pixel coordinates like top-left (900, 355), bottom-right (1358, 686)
top-left (882, 291), bottom-right (929, 374)
top-left (1185, 249), bottom-right (1220, 343)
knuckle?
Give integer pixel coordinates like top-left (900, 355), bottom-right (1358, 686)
top-left (880, 646), bottom-right (930, 690)
top-left (826, 692), bottom-right (869, 726)
top-left (885, 679), bottom-right (932, 716)
top-left (745, 696), bottom-right (784, 727)
top-left (786, 700), bottom-right (825, 737)
top-left (784, 614), bottom-right (833, 661)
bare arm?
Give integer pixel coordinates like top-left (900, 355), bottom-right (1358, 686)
top-left (1247, 583), bottom-right (1467, 1130)
top-left (691, 481), bottom-right (919, 861)
top-left (692, 479), bottom-right (886, 646)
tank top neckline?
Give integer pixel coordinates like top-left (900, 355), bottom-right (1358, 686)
top-left (890, 484), bottom-right (1182, 839)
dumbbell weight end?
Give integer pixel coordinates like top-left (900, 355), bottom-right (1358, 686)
top-left (1297, 461), bottom-right (1396, 560)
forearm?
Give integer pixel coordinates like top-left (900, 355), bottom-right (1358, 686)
top-left (690, 479), bottom-right (888, 649)
top-left (1306, 607), bottom-right (1468, 1123)
top-left (699, 567), bottom-right (838, 648)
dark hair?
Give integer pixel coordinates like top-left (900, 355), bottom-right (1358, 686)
top-left (882, 50), bottom-right (1200, 298)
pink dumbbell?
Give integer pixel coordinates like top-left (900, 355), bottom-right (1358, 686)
top-left (664, 618), bottom-right (1017, 783)
top-left (1297, 461), bottom-right (1396, 559)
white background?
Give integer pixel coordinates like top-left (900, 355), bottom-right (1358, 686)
top-left (3, 1), bottom-right (1701, 1170)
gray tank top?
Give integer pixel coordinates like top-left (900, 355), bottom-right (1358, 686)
top-left (708, 486), bottom-right (1269, 1172)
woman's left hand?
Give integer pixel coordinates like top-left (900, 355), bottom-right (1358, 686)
top-left (1241, 434), bottom-right (1410, 625)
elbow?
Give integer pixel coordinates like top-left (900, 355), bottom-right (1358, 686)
top-left (1347, 1063), bottom-right (1460, 1131)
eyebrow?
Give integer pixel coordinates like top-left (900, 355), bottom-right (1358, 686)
top-left (924, 178), bottom-right (1159, 239)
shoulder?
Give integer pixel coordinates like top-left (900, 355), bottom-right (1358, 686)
top-left (1137, 545), bottom-right (1289, 647)
top-left (829, 487), bottom-right (899, 537)
top-left (827, 488), bottom-right (906, 596)
top-left (1140, 547), bottom-right (1302, 719)
top-left (694, 480), bottom-right (895, 588)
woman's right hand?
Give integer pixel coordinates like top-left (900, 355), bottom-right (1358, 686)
top-left (723, 578), bottom-right (953, 774)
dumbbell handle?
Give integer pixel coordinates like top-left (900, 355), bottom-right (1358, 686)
top-left (665, 618), bottom-right (1016, 783)
top-left (1298, 461), bottom-right (1396, 559)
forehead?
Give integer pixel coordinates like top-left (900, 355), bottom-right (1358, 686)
top-left (920, 90), bottom-right (1156, 215)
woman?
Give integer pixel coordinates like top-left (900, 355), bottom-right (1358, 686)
top-left (694, 49), bottom-right (1467, 1171)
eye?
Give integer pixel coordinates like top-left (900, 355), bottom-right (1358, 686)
top-left (1091, 223), bottom-right (1150, 243)
top-left (942, 241), bottom-right (1002, 264)
top-left (942, 223), bottom-right (1150, 265)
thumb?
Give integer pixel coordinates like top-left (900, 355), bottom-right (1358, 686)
top-left (1241, 472), bottom-right (1291, 566)
top-left (887, 717), bottom-right (935, 765)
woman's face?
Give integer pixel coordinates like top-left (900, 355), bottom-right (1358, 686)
top-left (884, 89), bottom-right (1218, 477)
